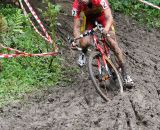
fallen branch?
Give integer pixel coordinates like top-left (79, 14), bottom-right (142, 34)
top-left (139, 0), bottom-right (160, 10)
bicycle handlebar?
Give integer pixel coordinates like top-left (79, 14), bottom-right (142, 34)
top-left (68, 22), bottom-right (104, 44)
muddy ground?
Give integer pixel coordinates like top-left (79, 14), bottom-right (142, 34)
top-left (0, 1), bottom-right (160, 130)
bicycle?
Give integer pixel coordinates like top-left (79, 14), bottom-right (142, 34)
top-left (68, 22), bottom-right (123, 101)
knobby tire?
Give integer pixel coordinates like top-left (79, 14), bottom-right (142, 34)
top-left (88, 51), bottom-right (123, 101)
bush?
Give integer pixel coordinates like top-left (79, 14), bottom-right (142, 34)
top-left (109, 0), bottom-right (160, 28)
top-left (0, 4), bottom-right (62, 106)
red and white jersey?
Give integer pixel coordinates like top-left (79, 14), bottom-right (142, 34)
top-left (72, 0), bottom-right (110, 18)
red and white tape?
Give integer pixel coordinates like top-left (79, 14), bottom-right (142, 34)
top-left (0, 44), bottom-right (58, 59)
top-left (0, 52), bottom-right (58, 59)
top-left (19, 0), bottom-right (53, 43)
top-left (0, 0), bottom-right (59, 59)
top-left (24, 0), bottom-right (53, 43)
top-left (19, 0), bottom-right (48, 42)
top-left (1, 45), bottom-right (27, 54)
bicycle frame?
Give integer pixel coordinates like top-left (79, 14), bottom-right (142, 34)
top-left (68, 23), bottom-right (124, 100)
top-left (68, 23), bottom-right (113, 79)
top-left (92, 34), bottom-right (112, 79)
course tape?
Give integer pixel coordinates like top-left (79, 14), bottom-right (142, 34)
top-left (19, 0), bottom-right (50, 43)
top-left (0, 44), bottom-right (58, 59)
top-left (23, 0), bottom-right (53, 43)
top-left (0, 52), bottom-right (58, 59)
top-left (1, 45), bottom-right (27, 54)
top-left (0, 1), bottom-right (59, 59)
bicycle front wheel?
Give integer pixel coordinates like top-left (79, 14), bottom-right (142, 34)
top-left (88, 51), bottom-right (123, 101)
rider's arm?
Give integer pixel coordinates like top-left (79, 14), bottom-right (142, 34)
top-left (73, 17), bottom-right (81, 39)
top-left (72, 0), bottom-right (81, 45)
top-left (101, 0), bottom-right (113, 34)
top-left (103, 8), bottom-right (113, 34)
top-left (72, 0), bottom-right (81, 43)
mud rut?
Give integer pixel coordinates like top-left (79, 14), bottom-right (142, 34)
top-left (0, 1), bottom-right (160, 130)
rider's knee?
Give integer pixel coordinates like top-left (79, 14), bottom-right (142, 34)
top-left (80, 36), bottom-right (91, 48)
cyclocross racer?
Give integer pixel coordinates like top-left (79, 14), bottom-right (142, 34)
top-left (72, 0), bottom-right (134, 87)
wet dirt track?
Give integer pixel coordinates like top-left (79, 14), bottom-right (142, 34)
top-left (0, 1), bottom-right (160, 130)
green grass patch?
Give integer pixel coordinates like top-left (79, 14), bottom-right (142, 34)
top-left (0, 4), bottom-right (77, 106)
top-left (109, 0), bottom-right (160, 28)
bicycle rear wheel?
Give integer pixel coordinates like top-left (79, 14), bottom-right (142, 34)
top-left (88, 51), bottom-right (123, 101)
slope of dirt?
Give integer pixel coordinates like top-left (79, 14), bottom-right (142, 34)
top-left (0, 1), bottom-right (160, 130)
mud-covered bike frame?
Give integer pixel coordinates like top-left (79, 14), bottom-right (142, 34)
top-left (68, 22), bottom-right (123, 101)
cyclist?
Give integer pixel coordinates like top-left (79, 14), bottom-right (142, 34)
top-left (72, 0), bottom-right (134, 87)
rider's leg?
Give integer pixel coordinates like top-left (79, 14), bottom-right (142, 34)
top-left (77, 36), bottom-right (91, 66)
top-left (98, 15), bottom-right (133, 86)
top-left (98, 15), bottom-right (125, 66)
top-left (107, 29), bottom-right (125, 65)
top-left (80, 35), bottom-right (91, 52)
top-left (106, 29), bottom-right (134, 87)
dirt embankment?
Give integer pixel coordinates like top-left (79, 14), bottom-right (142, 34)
top-left (0, 1), bottom-right (160, 130)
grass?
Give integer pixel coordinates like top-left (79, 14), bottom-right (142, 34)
top-left (109, 0), bottom-right (160, 29)
top-left (0, 3), bottom-right (79, 106)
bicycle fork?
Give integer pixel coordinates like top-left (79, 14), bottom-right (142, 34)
top-left (97, 54), bottom-right (112, 81)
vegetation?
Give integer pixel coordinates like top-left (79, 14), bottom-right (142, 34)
top-left (42, 0), bottom-right (61, 49)
top-left (109, 0), bottom-right (160, 28)
top-left (0, 3), bottom-right (75, 106)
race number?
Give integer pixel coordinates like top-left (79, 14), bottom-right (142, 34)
top-left (100, 0), bottom-right (108, 9)
top-left (72, 9), bottom-right (77, 16)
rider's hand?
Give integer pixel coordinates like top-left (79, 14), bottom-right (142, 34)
top-left (71, 41), bottom-right (79, 49)
top-left (71, 41), bottom-right (77, 47)
top-left (71, 40), bottom-right (80, 49)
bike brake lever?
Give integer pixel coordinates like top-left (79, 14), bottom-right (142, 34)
top-left (97, 24), bottom-right (103, 32)
top-left (95, 21), bottom-right (103, 32)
